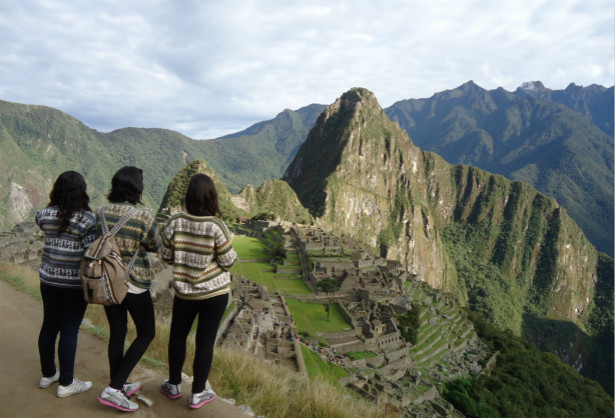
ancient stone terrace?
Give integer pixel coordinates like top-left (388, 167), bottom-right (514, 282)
top-left (0, 222), bottom-right (43, 265)
top-left (245, 222), bottom-right (488, 416)
top-left (288, 224), bottom-right (407, 296)
top-left (293, 227), bottom-right (343, 255)
top-left (218, 276), bottom-right (304, 373)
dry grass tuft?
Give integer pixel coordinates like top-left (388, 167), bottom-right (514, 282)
top-left (209, 348), bottom-right (387, 418)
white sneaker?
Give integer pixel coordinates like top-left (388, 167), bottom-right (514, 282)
top-left (123, 381), bottom-right (141, 397)
top-left (189, 389), bottom-right (215, 409)
top-left (57, 377), bottom-right (92, 398)
top-left (39, 371), bottom-right (59, 388)
top-left (161, 379), bottom-right (182, 399)
top-left (98, 388), bottom-right (139, 412)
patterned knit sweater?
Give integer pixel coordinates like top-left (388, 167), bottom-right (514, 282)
top-left (161, 213), bottom-right (237, 300)
top-left (36, 206), bottom-right (97, 289)
top-left (95, 203), bottom-right (160, 289)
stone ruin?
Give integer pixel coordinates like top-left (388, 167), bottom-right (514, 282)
top-left (217, 221), bottom-right (490, 417)
top-left (217, 276), bottom-right (304, 373)
top-left (0, 222), bottom-right (44, 266)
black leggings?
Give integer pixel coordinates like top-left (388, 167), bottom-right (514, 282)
top-left (104, 291), bottom-right (155, 389)
top-left (168, 293), bottom-right (228, 393)
top-left (38, 283), bottom-right (88, 386)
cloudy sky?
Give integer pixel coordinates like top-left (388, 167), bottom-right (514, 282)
top-left (0, 0), bottom-right (612, 139)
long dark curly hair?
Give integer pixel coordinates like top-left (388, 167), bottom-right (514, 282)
top-left (48, 171), bottom-right (91, 233)
top-left (185, 174), bottom-right (222, 217)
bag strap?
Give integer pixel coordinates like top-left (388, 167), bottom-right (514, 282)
top-left (99, 206), bottom-right (138, 236)
top-left (98, 206), bottom-right (140, 275)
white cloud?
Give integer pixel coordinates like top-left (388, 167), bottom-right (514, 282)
top-left (0, 0), bottom-right (612, 139)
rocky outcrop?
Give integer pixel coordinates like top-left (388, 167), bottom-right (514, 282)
top-left (0, 222), bottom-right (43, 265)
top-left (8, 182), bottom-right (34, 221)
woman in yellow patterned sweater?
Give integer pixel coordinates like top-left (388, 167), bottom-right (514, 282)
top-left (160, 173), bottom-right (237, 409)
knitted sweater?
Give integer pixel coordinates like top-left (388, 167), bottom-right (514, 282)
top-left (161, 213), bottom-right (237, 300)
top-left (95, 203), bottom-right (160, 289)
top-left (36, 206), bottom-right (97, 289)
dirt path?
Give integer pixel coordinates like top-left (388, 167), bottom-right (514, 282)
top-left (0, 279), bottom-right (250, 418)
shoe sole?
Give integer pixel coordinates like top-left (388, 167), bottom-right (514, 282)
top-left (189, 394), bottom-right (215, 409)
top-left (57, 389), bottom-right (89, 398)
top-left (98, 396), bottom-right (138, 412)
top-left (161, 388), bottom-right (183, 399)
top-left (124, 384), bottom-right (141, 397)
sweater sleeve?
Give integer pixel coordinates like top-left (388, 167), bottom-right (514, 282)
top-left (141, 211), bottom-right (161, 253)
top-left (160, 220), bottom-right (175, 264)
top-left (214, 223), bottom-right (237, 271)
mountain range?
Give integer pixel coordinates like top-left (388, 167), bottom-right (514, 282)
top-left (2, 81), bottom-right (610, 258)
top-left (284, 87), bottom-right (609, 331)
top-left (0, 100), bottom-right (320, 229)
top-left (385, 80), bottom-right (614, 257)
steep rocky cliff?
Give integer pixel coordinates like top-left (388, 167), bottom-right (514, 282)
top-left (385, 81), bottom-right (614, 257)
top-left (284, 88), bottom-right (608, 335)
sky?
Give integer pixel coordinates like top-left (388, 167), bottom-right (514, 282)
top-left (0, 0), bottom-right (612, 139)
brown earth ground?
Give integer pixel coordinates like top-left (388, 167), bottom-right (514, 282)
top-left (0, 279), bottom-right (250, 418)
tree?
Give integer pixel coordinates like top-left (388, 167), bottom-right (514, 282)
top-left (270, 242), bottom-right (286, 264)
top-left (317, 278), bottom-right (340, 321)
top-left (396, 306), bottom-right (420, 344)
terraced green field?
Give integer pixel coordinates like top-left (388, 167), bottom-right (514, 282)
top-left (231, 235), bottom-right (311, 294)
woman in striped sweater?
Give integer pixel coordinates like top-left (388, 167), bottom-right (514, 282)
top-left (160, 173), bottom-right (237, 409)
top-left (96, 166), bottom-right (160, 412)
top-left (36, 171), bottom-right (96, 398)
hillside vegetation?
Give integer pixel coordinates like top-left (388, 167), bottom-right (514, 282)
top-left (385, 81), bottom-right (614, 256)
top-left (443, 312), bottom-right (613, 418)
top-left (0, 99), bottom-right (321, 231)
top-left (156, 159), bottom-right (313, 225)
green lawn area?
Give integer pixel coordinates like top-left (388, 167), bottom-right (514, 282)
top-left (232, 261), bottom-right (274, 277)
top-left (285, 298), bottom-right (351, 335)
top-left (223, 300), bottom-right (236, 321)
top-left (232, 261), bottom-right (311, 294)
top-left (346, 351), bottom-right (377, 360)
top-left (301, 345), bottom-right (348, 386)
top-left (233, 235), bottom-right (268, 260)
top-left (231, 236), bottom-right (311, 295)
